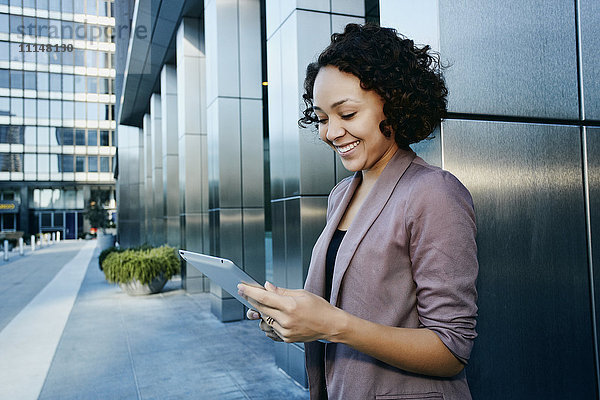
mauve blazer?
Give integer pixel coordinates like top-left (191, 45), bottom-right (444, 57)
top-left (304, 147), bottom-right (478, 400)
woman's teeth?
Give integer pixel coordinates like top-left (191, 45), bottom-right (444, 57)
top-left (337, 140), bottom-right (360, 154)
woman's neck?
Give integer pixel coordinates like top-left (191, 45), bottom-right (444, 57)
top-left (360, 145), bottom-right (399, 189)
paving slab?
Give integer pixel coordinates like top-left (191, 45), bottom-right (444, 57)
top-left (28, 242), bottom-right (310, 400)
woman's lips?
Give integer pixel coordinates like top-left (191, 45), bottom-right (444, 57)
top-left (336, 140), bottom-right (360, 156)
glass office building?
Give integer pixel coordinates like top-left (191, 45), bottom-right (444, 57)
top-left (0, 0), bottom-right (116, 239)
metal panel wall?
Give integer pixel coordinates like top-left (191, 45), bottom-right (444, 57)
top-left (205, 0), bottom-right (265, 322)
top-left (380, 0), bottom-right (598, 398)
top-left (160, 64), bottom-right (180, 248)
top-left (439, 0), bottom-right (579, 119)
top-left (580, 0), bottom-right (600, 120)
top-left (444, 120), bottom-right (595, 399)
top-left (266, 0), bottom-right (364, 387)
top-left (176, 17), bottom-right (210, 293)
top-left (116, 124), bottom-right (142, 248)
top-left (143, 114), bottom-right (153, 245)
top-left (589, 127), bottom-right (600, 368)
top-left (150, 94), bottom-right (165, 246)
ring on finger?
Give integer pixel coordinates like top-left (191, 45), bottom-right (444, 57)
top-left (265, 316), bottom-right (275, 325)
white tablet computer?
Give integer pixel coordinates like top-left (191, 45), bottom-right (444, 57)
top-left (179, 250), bottom-right (262, 310)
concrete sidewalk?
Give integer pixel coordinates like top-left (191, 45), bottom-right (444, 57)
top-left (0, 240), bottom-right (310, 400)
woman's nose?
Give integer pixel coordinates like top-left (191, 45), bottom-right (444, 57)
top-left (326, 119), bottom-right (345, 142)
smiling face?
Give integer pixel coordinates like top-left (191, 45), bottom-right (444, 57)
top-left (312, 66), bottom-right (399, 175)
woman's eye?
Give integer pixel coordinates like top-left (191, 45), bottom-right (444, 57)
top-left (317, 118), bottom-right (328, 124)
top-left (341, 112), bottom-right (356, 119)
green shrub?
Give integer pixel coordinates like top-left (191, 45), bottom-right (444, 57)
top-left (98, 246), bottom-right (122, 270)
top-left (102, 246), bottom-right (180, 285)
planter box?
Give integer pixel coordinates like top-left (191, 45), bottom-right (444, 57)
top-left (119, 274), bottom-right (168, 296)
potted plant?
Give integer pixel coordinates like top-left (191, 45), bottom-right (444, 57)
top-left (102, 245), bottom-right (180, 295)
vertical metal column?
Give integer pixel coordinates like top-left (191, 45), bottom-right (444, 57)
top-left (143, 114), bottom-right (153, 245)
top-left (205, 0), bottom-right (266, 322)
top-left (176, 17), bottom-right (210, 293)
top-left (150, 94), bottom-right (165, 246)
top-left (265, 0), bottom-right (364, 387)
top-left (161, 65), bottom-right (180, 248)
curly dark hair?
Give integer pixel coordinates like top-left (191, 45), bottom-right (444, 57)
top-left (298, 23), bottom-right (448, 149)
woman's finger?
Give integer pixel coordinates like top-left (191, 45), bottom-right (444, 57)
top-left (246, 309), bottom-right (261, 320)
top-left (238, 283), bottom-right (290, 311)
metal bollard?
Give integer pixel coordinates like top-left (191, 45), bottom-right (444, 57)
top-left (51, 232), bottom-right (55, 244)
top-left (3, 240), bottom-right (8, 261)
top-left (19, 237), bottom-right (23, 256)
top-left (57, 231), bottom-right (60, 242)
top-left (31, 235), bottom-right (35, 251)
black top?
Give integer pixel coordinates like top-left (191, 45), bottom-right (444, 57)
top-left (325, 229), bottom-right (346, 301)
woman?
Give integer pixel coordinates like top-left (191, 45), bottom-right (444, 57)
top-left (238, 23), bottom-right (478, 400)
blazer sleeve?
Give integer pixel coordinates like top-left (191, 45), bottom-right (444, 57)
top-left (405, 169), bottom-right (479, 364)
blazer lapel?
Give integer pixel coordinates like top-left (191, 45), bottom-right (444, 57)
top-left (304, 173), bottom-right (362, 298)
top-left (329, 148), bottom-right (416, 307)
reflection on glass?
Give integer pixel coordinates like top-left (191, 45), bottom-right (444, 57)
top-left (22, 16), bottom-right (37, 37)
top-left (75, 75), bottom-right (85, 93)
top-left (10, 98), bottom-right (23, 118)
top-left (24, 71), bottom-right (36, 90)
top-left (0, 153), bottom-right (23, 172)
top-left (49, 127), bottom-right (59, 146)
top-left (23, 0), bottom-right (36, 8)
top-left (87, 103), bottom-right (98, 120)
top-left (63, 100), bottom-right (74, 120)
top-left (75, 155), bottom-right (85, 172)
top-left (38, 154), bottom-right (49, 173)
top-left (24, 126), bottom-right (36, 145)
top-left (0, 42), bottom-right (8, 62)
top-left (87, 129), bottom-right (97, 146)
top-left (37, 72), bottom-right (49, 91)
top-left (87, 76), bottom-right (97, 92)
top-left (9, 43), bottom-right (22, 62)
top-left (24, 98), bottom-right (36, 118)
top-left (61, 128), bottom-right (73, 145)
top-left (50, 100), bottom-right (61, 119)
top-left (24, 153), bottom-right (36, 173)
top-left (76, 189), bottom-right (83, 208)
top-left (0, 15), bottom-right (8, 35)
top-left (86, 50), bottom-right (96, 67)
top-left (10, 70), bottom-right (23, 89)
top-left (52, 188), bottom-right (63, 209)
top-left (75, 129), bottom-right (85, 145)
top-left (100, 130), bottom-right (109, 146)
top-left (62, 0), bottom-right (73, 13)
top-left (50, 73), bottom-right (61, 92)
top-left (50, 153), bottom-right (59, 173)
top-left (49, 0), bottom-right (60, 11)
top-left (62, 74), bottom-right (74, 92)
top-left (65, 189), bottom-right (76, 208)
top-left (32, 188), bottom-right (40, 208)
top-left (0, 126), bottom-right (24, 143)
top-left (40, 189), bottom-right (52, 208)
top-left (23, 45), bottom-right (36, 63)
top-left (61, 21), bottom-right (74, 39)
top-left (48, 50), bottom-right (61, 65)
top-left (0, 70), bottom-right (8, 88)
top-left (61, 155), bottom-right (73, 172)
top-left (37, 126), bottom-right (50, 146)
top-left (75, 101), bottom-right (85, 119)
top-left (100, 156), bottom-right (109, 172)
top-left (10, 15), bottom-right (23, 36)
top-left (88, 156), bottom-right (97, 172)
top-left (38, 99), bottom-right (49, 120)
top-left (74, 49), bottom-right (85, 66)
top-left (87, 0), bottom-right (97, 15)
top-left (0, 97), bottom-right (9, 116)
top-left (74, 0), bottom-right (84, 14)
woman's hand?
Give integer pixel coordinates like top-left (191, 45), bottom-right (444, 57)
top-left (238, 281), bottom-right (344, 343)
top-left (246, 308), bottom-right (283, 342)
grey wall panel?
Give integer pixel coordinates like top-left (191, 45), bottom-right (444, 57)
top-left (299, 128), bottom-right (336, 195)
top-left (183, 213), bottom-right (207, 252)
top-left (300, 196), bottom-right (327, 284)
top-left (285, 198), bottom-right (302, 289)
top-left (238, 0), bottom-right (262, 100)
top-left (580, 0), bottom-right (600, 120)
top-left (267, 32), bottom-right (284, 199)
top-left (219, 208), bottom-right (244, 270)
top-left (439, 1), bottom-right (579, 119)
top-left (443, 120), bottom-right (595, 399)
top-left (588, 127), bottom-right (600, 352)
top-left (410, 126), bottom-right (442, 168)
top-left (243, 208), bottom-right (266, 284)
top-left (216, 97), bottom-right (242, 208)
top-left (271, 200), bottom-right (286, 288)
top-left (241, 99), bottom-right (265, 207)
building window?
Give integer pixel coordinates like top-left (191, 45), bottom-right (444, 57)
top-left (0, 153), bottom-right (23, 172)
top-left (100, 130), bottom-right (109, 146)
top-left (88, 156), bottom-right (98, 172)
top-left (100, 156), bottom-right (109, 172)
top-left (75, 129), bottom-right (85, 145)
top-left (61, 154), bottom-right (74, 172)
top-left (0, 126), bottom-right (24, 144)
top-left (75, 155), bottom-right (85, 172)
top-left (87, 129), bottom-right (97, 146)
